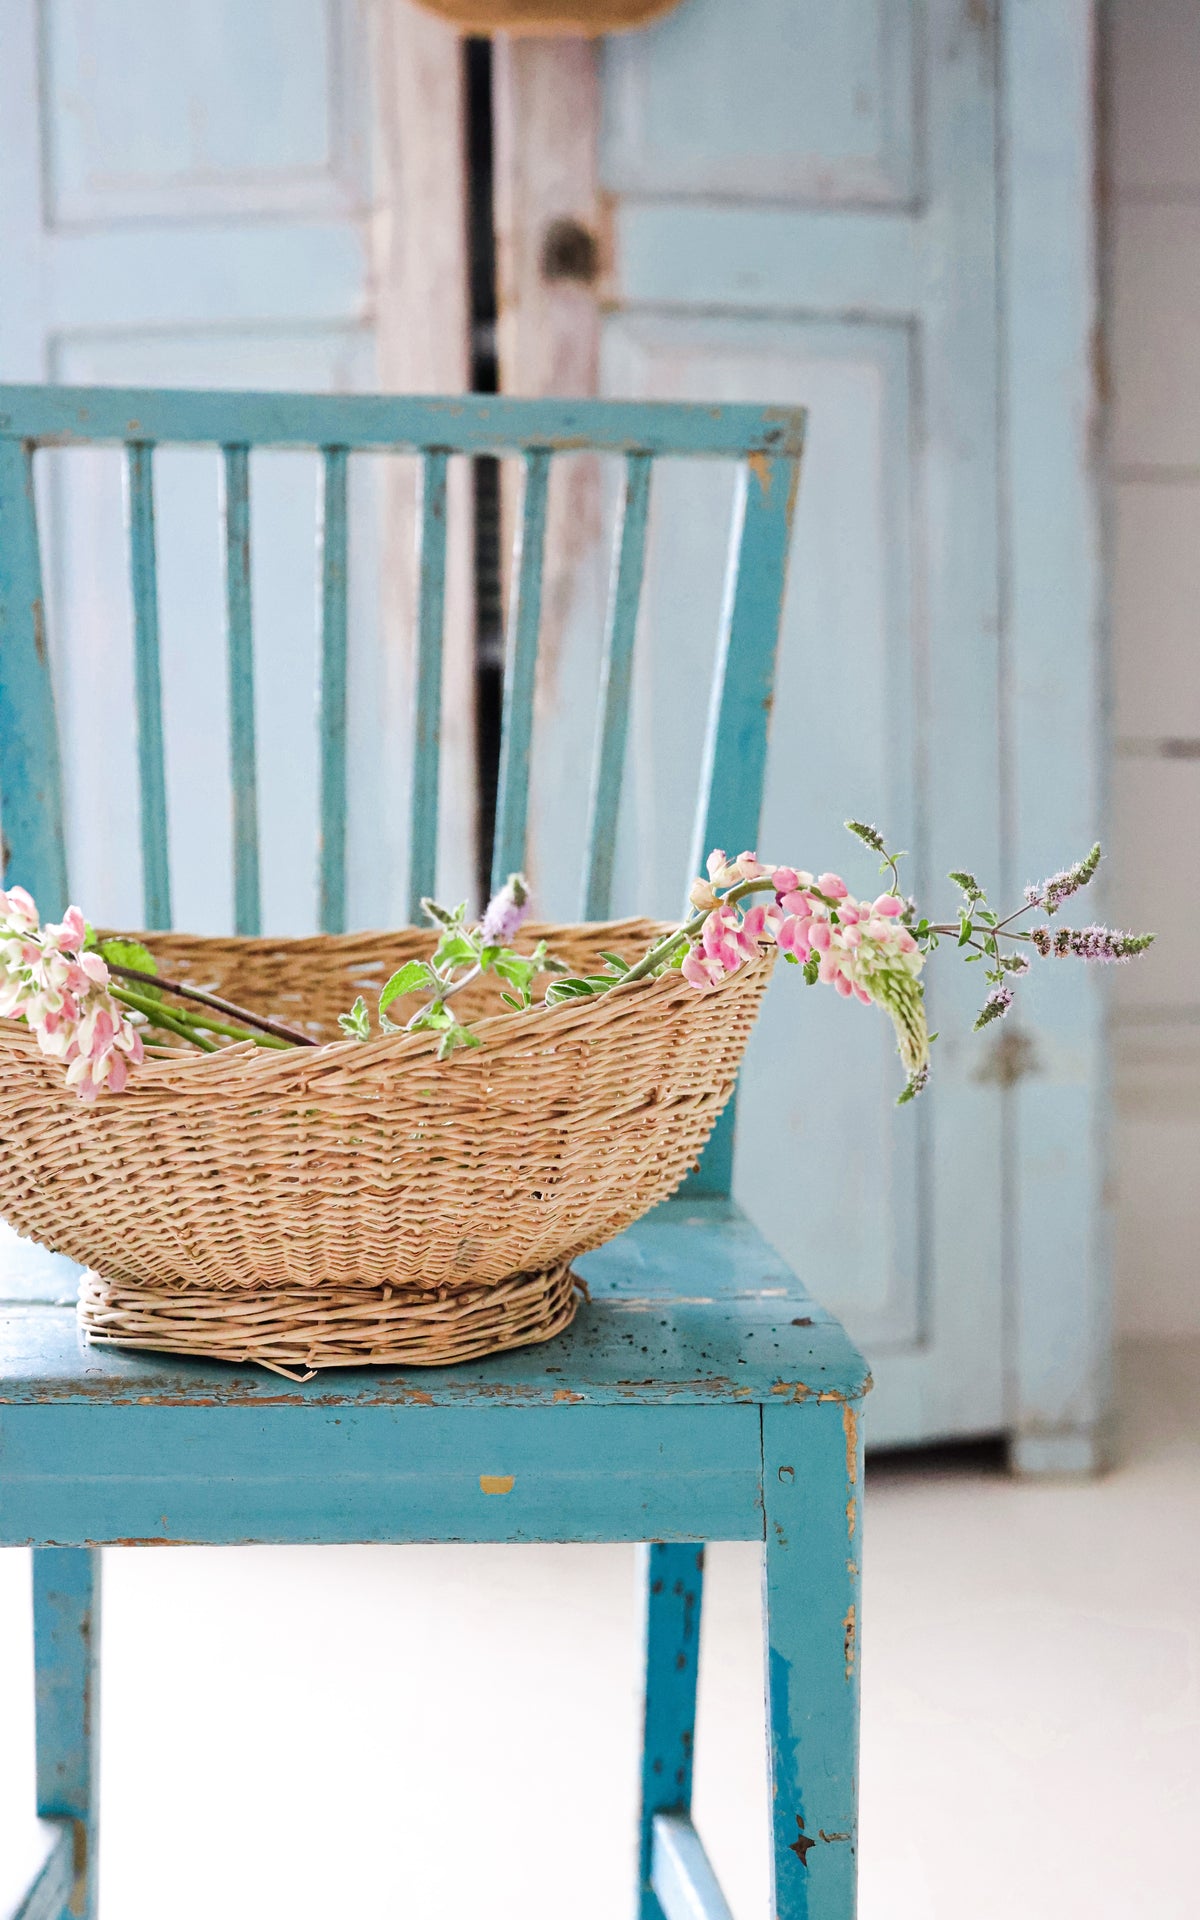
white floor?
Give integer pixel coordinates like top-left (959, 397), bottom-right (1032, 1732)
top-left (1, 1340), bottom-right (1197, 1919)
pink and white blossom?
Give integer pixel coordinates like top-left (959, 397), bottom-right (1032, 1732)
top-left (0, 890), bottom-right (144, 1100)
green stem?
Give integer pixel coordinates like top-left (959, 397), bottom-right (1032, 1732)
top-left (621, 875), bottom-right (784, 986)
top-left (106, 961), bottom-right (314, 1046)
top-left (113, 988), bottom-right (218, 1053)
top-left (111, 985), bottom-right (285, 1050)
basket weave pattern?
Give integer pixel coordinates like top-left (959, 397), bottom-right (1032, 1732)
top-left (0, 920), bottom-right (773, 1370)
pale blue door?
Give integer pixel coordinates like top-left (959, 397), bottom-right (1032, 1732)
top-left (524, 0), bottom-right (1006, 1447)
top-left (0, 0), bottom-right (477, 937)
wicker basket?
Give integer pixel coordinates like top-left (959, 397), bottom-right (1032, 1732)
top-left (0, 919), bottom-right (773, 1374)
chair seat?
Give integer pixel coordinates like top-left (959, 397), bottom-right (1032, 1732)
top-left (0, 1197), bottom-right (869, 1412)
top-left (0, 1199), bottom-right (868, 1550)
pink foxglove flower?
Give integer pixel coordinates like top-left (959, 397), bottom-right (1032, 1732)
top-left (0, 890), bottom-right (144, 1100)
top-left (681, 856), bottom-right (931, 1080)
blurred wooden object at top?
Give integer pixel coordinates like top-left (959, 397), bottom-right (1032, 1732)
top-left (411, 0), bottom-right (681, 33)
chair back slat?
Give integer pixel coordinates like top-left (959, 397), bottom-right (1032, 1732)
top-left (318, 448), bottom-right (350, 935)
top-left (0, 438), bottom-right (68, 919)
top-left (581, 451), bottom-right (653, 921)
top-left (0, 385), bottom-right (806, 1196)
top-left (491, 447), bottom-right (550, 894)
top-left (407, 449), bottom-right (449, 921)
top-left (685, 453), bottom-right (802, 1197)
top-left (221, 445), bottom-right (261, 937)
top-left (125, 445), bottom-right (171, 930)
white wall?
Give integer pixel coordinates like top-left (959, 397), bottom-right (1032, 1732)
top-left (1110, 0), bottom-right (1200, 1336)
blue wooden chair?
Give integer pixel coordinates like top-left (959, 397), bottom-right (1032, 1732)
top-left (0, 385), bottom-right (870, 1920)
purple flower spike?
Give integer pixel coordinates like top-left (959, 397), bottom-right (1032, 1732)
top-left (974, 984), bottom-right (1014, 1030)
top-left (1031, 923), bottom-right (1154, 963)
top-left (481, 872), bottom-right (530, 947)
top-left (1026, 843), bottom-right (1102, 916)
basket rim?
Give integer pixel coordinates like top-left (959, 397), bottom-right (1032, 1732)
top-left (0, 918), bottom-right (776, 1096)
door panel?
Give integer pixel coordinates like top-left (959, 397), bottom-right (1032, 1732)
top-left (523, 0), bottom-right (1006, 1442)
top-left (603, 0), bottom-right (918, 204)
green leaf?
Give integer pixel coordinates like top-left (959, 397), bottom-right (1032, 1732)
top-left (802, 955), bottom-right (820, 985)
top-left (499, 991), bottom-right (523, 1010)
top-left (419, 897), bottom-right (456, 928)
top-left (409, 1003), bottom-right (453, 1032)
top-left (491, 952), bottom-right (537, 990)
top-left (598, 952), bottom-right (631, 974)
top-left (948, 870), bottom-right (985, 902)
top-left (958, 912), bottom-right (973, 947)
top-left (436, 1021), bottom-right (482, 1061)
top-left (545, 976), bottom-right (599, 1005)
top-left (784, 951), bottom-right (799, 965)
top-left (99, 937), bottom-right (161, 992)
top-left (379, 960), bottom-right (436, 1015)
top-left (337, 995), bottom-right (371, 1041)
top-left (431, 930), bottom-right (478, 970)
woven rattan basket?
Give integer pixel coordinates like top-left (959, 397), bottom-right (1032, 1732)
top-left (0, 919), bottom-right (773, 1374)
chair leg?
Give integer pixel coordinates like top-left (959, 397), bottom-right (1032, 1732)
top-left (635, 1542), bottom-right (704, 1920)
top-left (32, 1547), bottom-right (101, 1920)
top-left (763, 1400), bottom-right (863, 1920)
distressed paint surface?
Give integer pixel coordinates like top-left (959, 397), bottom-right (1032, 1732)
top-left (492, 446), bottom-right (551, 890)
top-left (0, 386), bottom-right (807, 458)
top-left (637, 1543), bottom-right (705, 1919)
top-left (31, 1546), bottom-right (99, 1918)
top-left (582, 449), bottom-right (652, 919)
top-left (763, 1399), bottom-right (863, 1919)
top-left (407, 448), bottom-right (450, 918)
top-left (124, 443), bottom-right (171, 929)
top-left (0, 439), bottom-right (67, 917)
top-left (318, 445), bottom-right (350, 934)
top-left (222, 443), bottom-right (260, 937)
top-left (0, 1199), bottom-right (868, 1410)
top-left (684, 452), bottom-right (800, 1199)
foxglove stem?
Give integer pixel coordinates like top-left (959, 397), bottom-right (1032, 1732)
top-left (621, 875), bottom-right (779, 986)
top-left (109, 985), bottom-right (262, 1050)
top-left (106, 962), bottom-right (316, 1046)
top-left (111, 988), bottom-right (218, 1052)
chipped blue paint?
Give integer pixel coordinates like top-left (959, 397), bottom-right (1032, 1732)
top-left (407, 449), bottom-right (449, 919)
top-left (0, 439), bottom-right (67, 919)
top-left (222, 444), bottom-right (260, 937)
top-left (0, 386), bottom-right (806, 459)
top-left (685, 454), bottom-right (800, 1199)
top-left (637, 1543), bottom-right (704, 1918)
top-left (764, 1401), bottom-right (863, 1918)
top-left (32, 1546), bottom-right (99, 1918)
top-left (492, 447), bottom-right (551, 892)
top-left (125, 444), bottom-right (171, 929)
top-left (583, 450), bottom-right (652, 920)
top-left (318, 446), bottom-right (349, 934)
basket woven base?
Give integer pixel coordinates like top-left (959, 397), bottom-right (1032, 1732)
top-left (78, 1262), bottom-right (581, 1379)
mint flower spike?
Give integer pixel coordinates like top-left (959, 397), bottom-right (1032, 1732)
top-left (481, 872), bottom-right (530, 947)
top-left (948, 870), bottom-right (986, 904)
top-left (1025, 842), bottom-right (1101, 915)
top-left (1030, 923), bottom-right (1155, 962)
top-left (844, 820), bottom-right (887, 856)
top-left (974, 984), bottom-right (1014, 1030)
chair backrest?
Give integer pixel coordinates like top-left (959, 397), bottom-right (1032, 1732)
top-left (0, 384), bottom-right (805, 1186)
